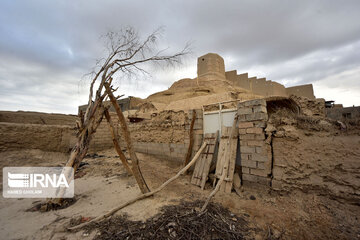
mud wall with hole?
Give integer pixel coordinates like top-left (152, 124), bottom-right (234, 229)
top-left (271, 133), bottom-right (360, 203)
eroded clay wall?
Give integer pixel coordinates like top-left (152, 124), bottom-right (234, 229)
top-left (0, 123), bottom-right (76, 152)
top-left (286, 84), bottom-right (315, 99)
top-left (272, 133), bottom-right (360, 202)
top-left (0, 111), bottom-right (77, 153)
top-left (0, 111), bottom-right (77, 125)
top-left (197, 53), bottom-right (226, 80)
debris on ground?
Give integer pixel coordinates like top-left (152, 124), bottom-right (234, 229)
top-left (86, 200), bottom-right (254, 240)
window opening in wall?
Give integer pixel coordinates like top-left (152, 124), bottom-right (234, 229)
top-left (342, 112), bottom-right (351, 119)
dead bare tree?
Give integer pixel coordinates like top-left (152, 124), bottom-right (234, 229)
top-left (48, 27), bottom-right (190, 205)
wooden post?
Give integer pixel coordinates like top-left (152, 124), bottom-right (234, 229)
top-left (104, 109), bottom-right (133, 176)
top-left (104, 83), bottom-right (150, 193)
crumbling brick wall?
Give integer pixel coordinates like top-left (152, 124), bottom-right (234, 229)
top-left (237, 99), bottom-right (272, 185)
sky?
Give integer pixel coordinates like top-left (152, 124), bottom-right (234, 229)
top-left (0, 0), bottom-right (359, 114)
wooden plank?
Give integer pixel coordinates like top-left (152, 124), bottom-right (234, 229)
top-left (200, 131), bottom-right (218, 189)
top-left (214, 126), bottom-right (239, 193)
top-left (191, 133), bottom-right (218, 188)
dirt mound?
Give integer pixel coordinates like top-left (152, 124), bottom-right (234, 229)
top-left (87, 201), bottom-right (253, 240)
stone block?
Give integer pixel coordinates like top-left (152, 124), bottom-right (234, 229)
top-left (250, 168), bottom-right (268, 177)
top-left (255, 146), bottom-right (263, 154)
top-left (242, 167), bottom-right (250, 174)
top-left (238, 122), bottom-right (253, 129)
top-left (246, 127), bottom-right (263, 134)
top-left (239, 128), bottom-right (246, 135)
top-left (238, 108), bottom-right (253, 115)
top-left (253, 105), bottom-right (267, 113)
top-left (244, 99), bottom-right (266, 107)
top-left (241, 159), bottom-right (257, 168)
top-left (253, 121), bottom-right (266, 128)
top-left (240, 146), bottom-right (255, 153)
top-left (247, 140), bottom-right (264, 147)
top-left (239, 134), bottom-right (255, 140)
top-left (252, 153), bottom-right (268, 162)
top-left (241, 153), bottom-right (252, 160)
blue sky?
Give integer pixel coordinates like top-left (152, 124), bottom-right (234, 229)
top-left (0, 0), bottom-right (359, 114)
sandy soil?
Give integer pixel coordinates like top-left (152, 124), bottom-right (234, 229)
top-left (0, 149), bottom-right (359, 240)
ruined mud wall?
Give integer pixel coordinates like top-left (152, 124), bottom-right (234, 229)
top-left (0, 111), bottom-right (77, 153)
top-left (290, 95), bottom-right (325, 117)
top-left (326, 106), bottom-right (360, 121)
top-left (0, 111), bottom-right (77, 125)
top-left (0, 123), bottom-right (76, 152)
top-left (286, 84), bottom-right (315, 99)
top-left (90, 110), bottom-right (204, 163)
top-left (272, 132), bottom-right (360, 203)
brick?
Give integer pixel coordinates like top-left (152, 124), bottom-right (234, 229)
top-left (246, 112), bottom-right (268, 121)
top-left (241, 153), bottom-right (252, 160)
top-left (240, 146), bottom-right (255, 153)
top-left (246, 127), bottom-right (263, 134)
top-left (252, 105), bottom-right (267, 113)
top-left (253, 121), bottom-right (266, 128)
top-left (238, 108), bottom-right (253, 115)
top-left (239, 128), bottom-right (246, 135)
top-left (238, 122), bottom-right (253, 129)
top-left (252, 153), bottom-right (268, 162)
top-left (255, 146), bottom-right (263, 154)
top-left (241, 159), bottom-right (257, 168)
top-left (238, 114), bottom-right (246, 122)
top-left (247, 140), bottom-right (264, 147)
top-left (254, 134), bottom-right (265, 140)
top-left (250, 168), bottom-right (268, 177)
top-left (239, 134), bottom-right (255, 140)
top-left (242, 167), bottom-right (250, 174)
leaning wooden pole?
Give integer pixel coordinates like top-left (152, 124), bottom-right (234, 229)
top-left (104, 83), bottom-right (150, 194)
top-left (68, 141), bottom-right (208, 231)
top-left (104, 109), bottom-right (133, 176)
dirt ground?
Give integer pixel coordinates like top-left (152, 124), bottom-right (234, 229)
top-left (0, 148), bottom-right (359, 240)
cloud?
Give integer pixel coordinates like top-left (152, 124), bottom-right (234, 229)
top-left (0, 0), bottom-right (360, 114)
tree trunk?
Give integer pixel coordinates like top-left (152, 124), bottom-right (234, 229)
top-left (49, 105), bottom-right (106, 205)
top-left (104, 83), bottom-right (150, 193)
top-left (104, 109), bottom-right (133, 175)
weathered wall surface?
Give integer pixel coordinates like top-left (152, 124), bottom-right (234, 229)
top-left (197, 53), bottom-right (226, 80)
top-left (0, 111), bottom-right (77, 126)
top-left (237, 99), bottom-right (272, 185)
top-left (286, 84), bottom-right (315, 99)
top-left (290, 95), bottom-right (325, 117)
top-left (0, 123), bottom-right (76, 152)
top-left (90, 110), bottom-right (203, 163)
top-left (272, 133), bottom-right (360, 203)
top-left (326, 106), bottom-right (360, 120)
